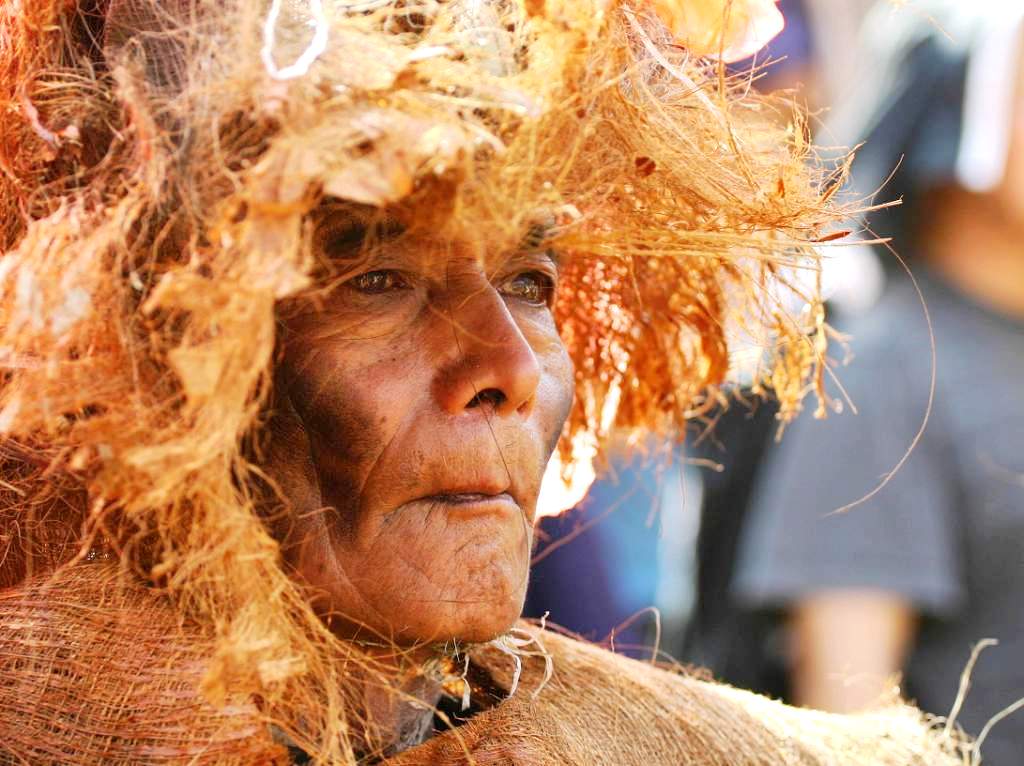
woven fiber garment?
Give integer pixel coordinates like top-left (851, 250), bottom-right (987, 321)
top-left (0, 565), bottom-right (965, 766)
top-left (393, 626), bottom-right (965, 766)
top-left (0, 566), bottom-right (286, 765)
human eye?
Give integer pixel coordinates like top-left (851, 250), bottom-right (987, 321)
top-left (345, 269), bottom-right (410, 295)
top-left (500, 270), bottom-right (556, 307)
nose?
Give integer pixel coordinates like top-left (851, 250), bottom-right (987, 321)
top-left (434, 286), bottom-right (542, 418)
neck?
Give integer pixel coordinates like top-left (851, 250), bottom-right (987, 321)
top-left (918, 188), bottom-right (1024, 319)
top-left (348, 643), bottom-right (446, 758)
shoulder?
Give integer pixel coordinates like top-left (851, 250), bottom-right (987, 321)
top-left (390, 625), bottom-right (963, 766)
top-left (0, 565), bottom-right (287, 765)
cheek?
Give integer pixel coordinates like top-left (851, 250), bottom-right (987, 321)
top-left (538, 334), bottom-right (576, 452)
top-left (276, 339), bottom-right (439, 568)
top-left (283, 341), bottom-right (415, 491)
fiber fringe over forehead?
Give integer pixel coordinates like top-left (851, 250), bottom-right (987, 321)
top-left (0, 0), bottom-right (846, 761)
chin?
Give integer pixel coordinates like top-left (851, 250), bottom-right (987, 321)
top-left (390, 589), bottom-right (526, 646)
top-left (397, 527), bottom-right (530, 644)
top-left (448, 599), bottom-right (525, 644)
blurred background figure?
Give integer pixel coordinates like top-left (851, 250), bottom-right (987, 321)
top-left (678, 0), bottom-right (884, 699)
top-left (730, 2), bottom-right (1024, 763)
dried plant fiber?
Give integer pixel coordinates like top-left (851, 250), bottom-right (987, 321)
top-left (0, 0), bottom-right (950, 763)
top-left (0, 566), bottom-right (965, 765)
top-left (395, 626), bottom-right (964, 766)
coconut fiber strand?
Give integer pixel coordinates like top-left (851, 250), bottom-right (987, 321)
top-left (0, 0), bottom-right (964, 763)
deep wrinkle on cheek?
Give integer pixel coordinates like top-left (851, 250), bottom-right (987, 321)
top-left (323, 365), bottom-right (431, 550)
top-left (280, 352), bottom-right (387, 535)
top-left (314, 539), bottom-right (395, 635)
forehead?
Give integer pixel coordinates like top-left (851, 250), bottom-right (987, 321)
top-left (310, 200), bottom-right (556, 268)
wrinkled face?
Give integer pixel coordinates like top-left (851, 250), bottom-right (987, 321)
top-left (265, 206), bottom-right (574, 645)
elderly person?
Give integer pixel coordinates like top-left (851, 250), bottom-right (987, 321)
top-left (0, 0), bottom-right (962, 763)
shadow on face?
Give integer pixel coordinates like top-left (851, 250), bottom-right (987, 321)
top-left (262, 204), bottom-right (574, 646)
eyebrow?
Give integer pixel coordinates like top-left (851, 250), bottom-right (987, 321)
top-left (519, 220), bottom-right (560, 267)
top-left (312, 202), bottom-right (406, 261)
top-left (314, 201), bottom-right (560, 269)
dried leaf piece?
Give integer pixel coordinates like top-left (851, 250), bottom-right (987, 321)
top-left (319, 113), bottom-right (471, 205)
top-left (649, 0), bottom-right (785, 62)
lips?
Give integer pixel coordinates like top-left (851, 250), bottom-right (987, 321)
top-left (422, 491), bottom-right (516, 506)
top-left (412, 469), bottom-right (515, 506)
top-left (358, 423), bottom-right (544, 522)
top-left (409, 474), bottom-right (521, 515)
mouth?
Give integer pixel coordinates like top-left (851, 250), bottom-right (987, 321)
top-left (415, 490), bottom-right (519, 516)
top-left (425, 491), bottom-right (515, 505)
